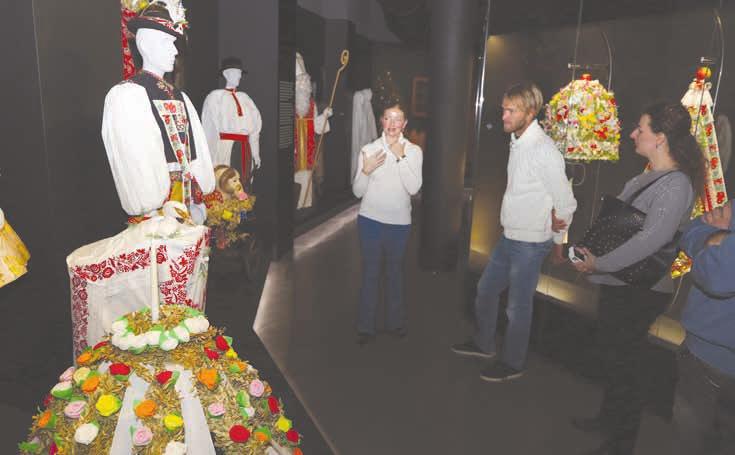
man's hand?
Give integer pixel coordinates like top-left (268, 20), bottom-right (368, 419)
top-left (550, 243), bottom-right (567, 265)
top-left (253, 154), bottom-right (261, 169)
top-left (362, 150), bottom-right (386, 175)
top-left (703, 201), bottom-right (732, 230)
top-left (551, 209), bottom-right (567, 233)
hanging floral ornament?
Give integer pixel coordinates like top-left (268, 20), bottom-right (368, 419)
top-left (671, 65), bottom-right (729, 278)
top-left (543, 74), bottom-right (621, 162)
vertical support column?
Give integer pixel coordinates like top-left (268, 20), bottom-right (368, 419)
top-left (420, 0), bottom-right (477, 271)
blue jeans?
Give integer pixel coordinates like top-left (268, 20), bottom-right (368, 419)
top-left (472, 235), bottom-right (552, 370)
top-left (357, 215), bottom-right (411, 335)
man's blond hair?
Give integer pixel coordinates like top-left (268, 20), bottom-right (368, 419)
top-left (503, 82), bottom-right (543, 116)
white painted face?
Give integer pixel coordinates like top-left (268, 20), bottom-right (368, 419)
top-left (136, 28), bottom-right (178, 76)
top-left (223, 68), bottom-right (242, 89)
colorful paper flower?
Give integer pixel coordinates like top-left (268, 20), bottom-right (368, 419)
top-left (74, 422), bottom-right (99, 445)
top-left (95, 394), bottom-right (121, 417)
top-left (156, 370), bottom-right (173, 385)
top-left (249, 379), bottom-right (265, 397)
top-left (254, 426), bottom-right (271, 443)
top-left (163, 441), bottom-right (187, 455)
top-left (215, 335), bottom-right (230, 351)
top-left (58, 366), bottom-right (75, 382)
top-left (164, 414), bottom-right (184, 432)
top-left (229, 425), bottom-right (250, 443)
top-left (197, 368), bottom-right (219, 390)
top-left (134, 400), bottom-right (157, 418)
top-left (63, 400), bottom-right (86, 419)
top-left (277, 415), bottom-right (293, 432)
top-left (50, 381), bottom-right (73, 400)
top-left (37, 410), bottom-right (56, 429)
top-left (207, 402), bottom-right (226, 418)
top-left (132, 426), bottom-right (154, 446)
top-left (268, 396), bottom-right (280, 414)
top-left (72, 367), bottom-right (91, 386)
top-left (109, 363), bottom-right (131, 381)
top-left (287, 429), bottom-right (301, 444)
top-left (76, 350), bottom-right (93, 365)
top-left (81, 375), bottom-right (100, 394)
top-left (204, 347), bottom-right (220, 360)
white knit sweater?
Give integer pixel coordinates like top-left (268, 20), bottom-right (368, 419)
top-left (500, 120), bottom-right (577, 244)
top-left (352, 133), bottom-right (423, 225)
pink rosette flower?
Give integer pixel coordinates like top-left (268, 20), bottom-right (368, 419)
top-left (207, 402), bottom-right (226, 418)
top-left (63, 401), bottom-right (86, 419)
top-left (58, 366), bottom-right (75, 382)
top-left (248, 379), bottom-right (265, 397)
top-left (133, 426), bottom-right (154, 446)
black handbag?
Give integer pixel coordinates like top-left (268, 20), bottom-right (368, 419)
top-left (578, 171), bottom-right (681, 288)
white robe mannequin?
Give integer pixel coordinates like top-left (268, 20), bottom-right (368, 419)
top-left (202, 68), bottom-right (262, 174)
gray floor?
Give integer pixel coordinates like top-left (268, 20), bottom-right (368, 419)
top-left (255, 204), bottom-right (676, 455)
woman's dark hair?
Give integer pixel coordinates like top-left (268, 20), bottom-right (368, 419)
top-left (643, 102), bottom-right (705, 196)
top-left (382, 102), bottom-right (407, 118)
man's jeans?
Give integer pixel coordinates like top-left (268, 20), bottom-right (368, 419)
top-left (472, 235), bottom-right (552, 370)
top-left (673, 348), bottom-right (735, 454)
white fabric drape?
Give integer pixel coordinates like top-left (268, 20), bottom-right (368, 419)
top-left (351, 89), bottom-right (378, 180)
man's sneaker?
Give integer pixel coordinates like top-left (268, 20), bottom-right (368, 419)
top-left (451, 340), bottom-right (496, 359)
top-left (480, 362), bottom-right (524, 382)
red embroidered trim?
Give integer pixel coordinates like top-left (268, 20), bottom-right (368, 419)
top-left (69, 231), bottom-right (210, 356)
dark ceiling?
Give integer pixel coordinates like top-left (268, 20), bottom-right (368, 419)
top-left (376, 0), bottom-right (723, 46)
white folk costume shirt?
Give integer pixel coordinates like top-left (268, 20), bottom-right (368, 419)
top-left (201, 89), bottom-right (262, 168)
top-left (500, 120), bottom-right (577, 244)
top-left (102, 72), bottom-right (215, 224)
top-left (352, 133), bottom-right (423, 225)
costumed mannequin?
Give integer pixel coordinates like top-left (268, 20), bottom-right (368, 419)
top-left (294, 52), bottom-right (332, 209)
top-left (67, 1), bottom-right (213, 356)
top-left (202, 57), bottom-right (262, 190)
top-left (102, 3), bottom-right (214, 224)
top-left (351, 88), bottom-right (378, 180)
top-left (0, 208), bottom-right (30, 288)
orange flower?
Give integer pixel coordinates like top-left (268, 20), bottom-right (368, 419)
top-left (294, 449), bottom-right (303, 455)
top-left (197, 368), bottom-right (219, 390)
top-left (76, 351), bottom-right (92, 365)
top-left (134, 399), bottom-right (157, 418)
top-left (38, 410), bottom-right (53, 428)
top-left (81, 375), bottom-right (100, 393)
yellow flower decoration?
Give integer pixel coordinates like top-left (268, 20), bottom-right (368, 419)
top-left (276, 415), bottom-right (292, 432)
top-left (164, 414), bottom-right (184, 432)
top-left (225, 348), bottom-right (238, 359)
top-left (95, 394), bottom-right (121, 417)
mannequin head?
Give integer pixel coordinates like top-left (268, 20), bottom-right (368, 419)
top-left (136, 28), bottom-right (178, 77)
top-left (223, 68), bottom-right (242, 89)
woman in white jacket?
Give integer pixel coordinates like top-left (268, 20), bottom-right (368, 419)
top-left (352, 104), bottom-right (423, 345)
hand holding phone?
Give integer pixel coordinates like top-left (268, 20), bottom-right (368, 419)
top-left (568, 246), bottom-right (586, 263)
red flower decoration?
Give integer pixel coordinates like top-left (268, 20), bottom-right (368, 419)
top-left (93, 341), bottom-right (109, 350)
top-left (215, 336), bottom-right (230, 352)
top-left (43, 394), bottom-right (53, 408)
top-left (268, 396), bottom-right (280, 414)
top-left (102, 267), bottom-right (114, 278)
top-left (156, 371), bottom-right (173, 385)
top-left (717, 191), bottom-right (726, 204)
top-left (229, 425), bottom-right (251, 443)
top-left (109, 363), bottom-right (131, 377)
top-left (204, 347), bottom-right (220, 360)
top-left (49, 442), bottom-right (58, 455)
top-left (286, 429), bottom-right (300, 443)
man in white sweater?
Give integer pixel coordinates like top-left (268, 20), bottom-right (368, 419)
top-left (452, 82), bottom-right (577, 381)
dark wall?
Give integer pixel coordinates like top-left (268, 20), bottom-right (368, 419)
top-left (185, 0), bottom-right (220, 109)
